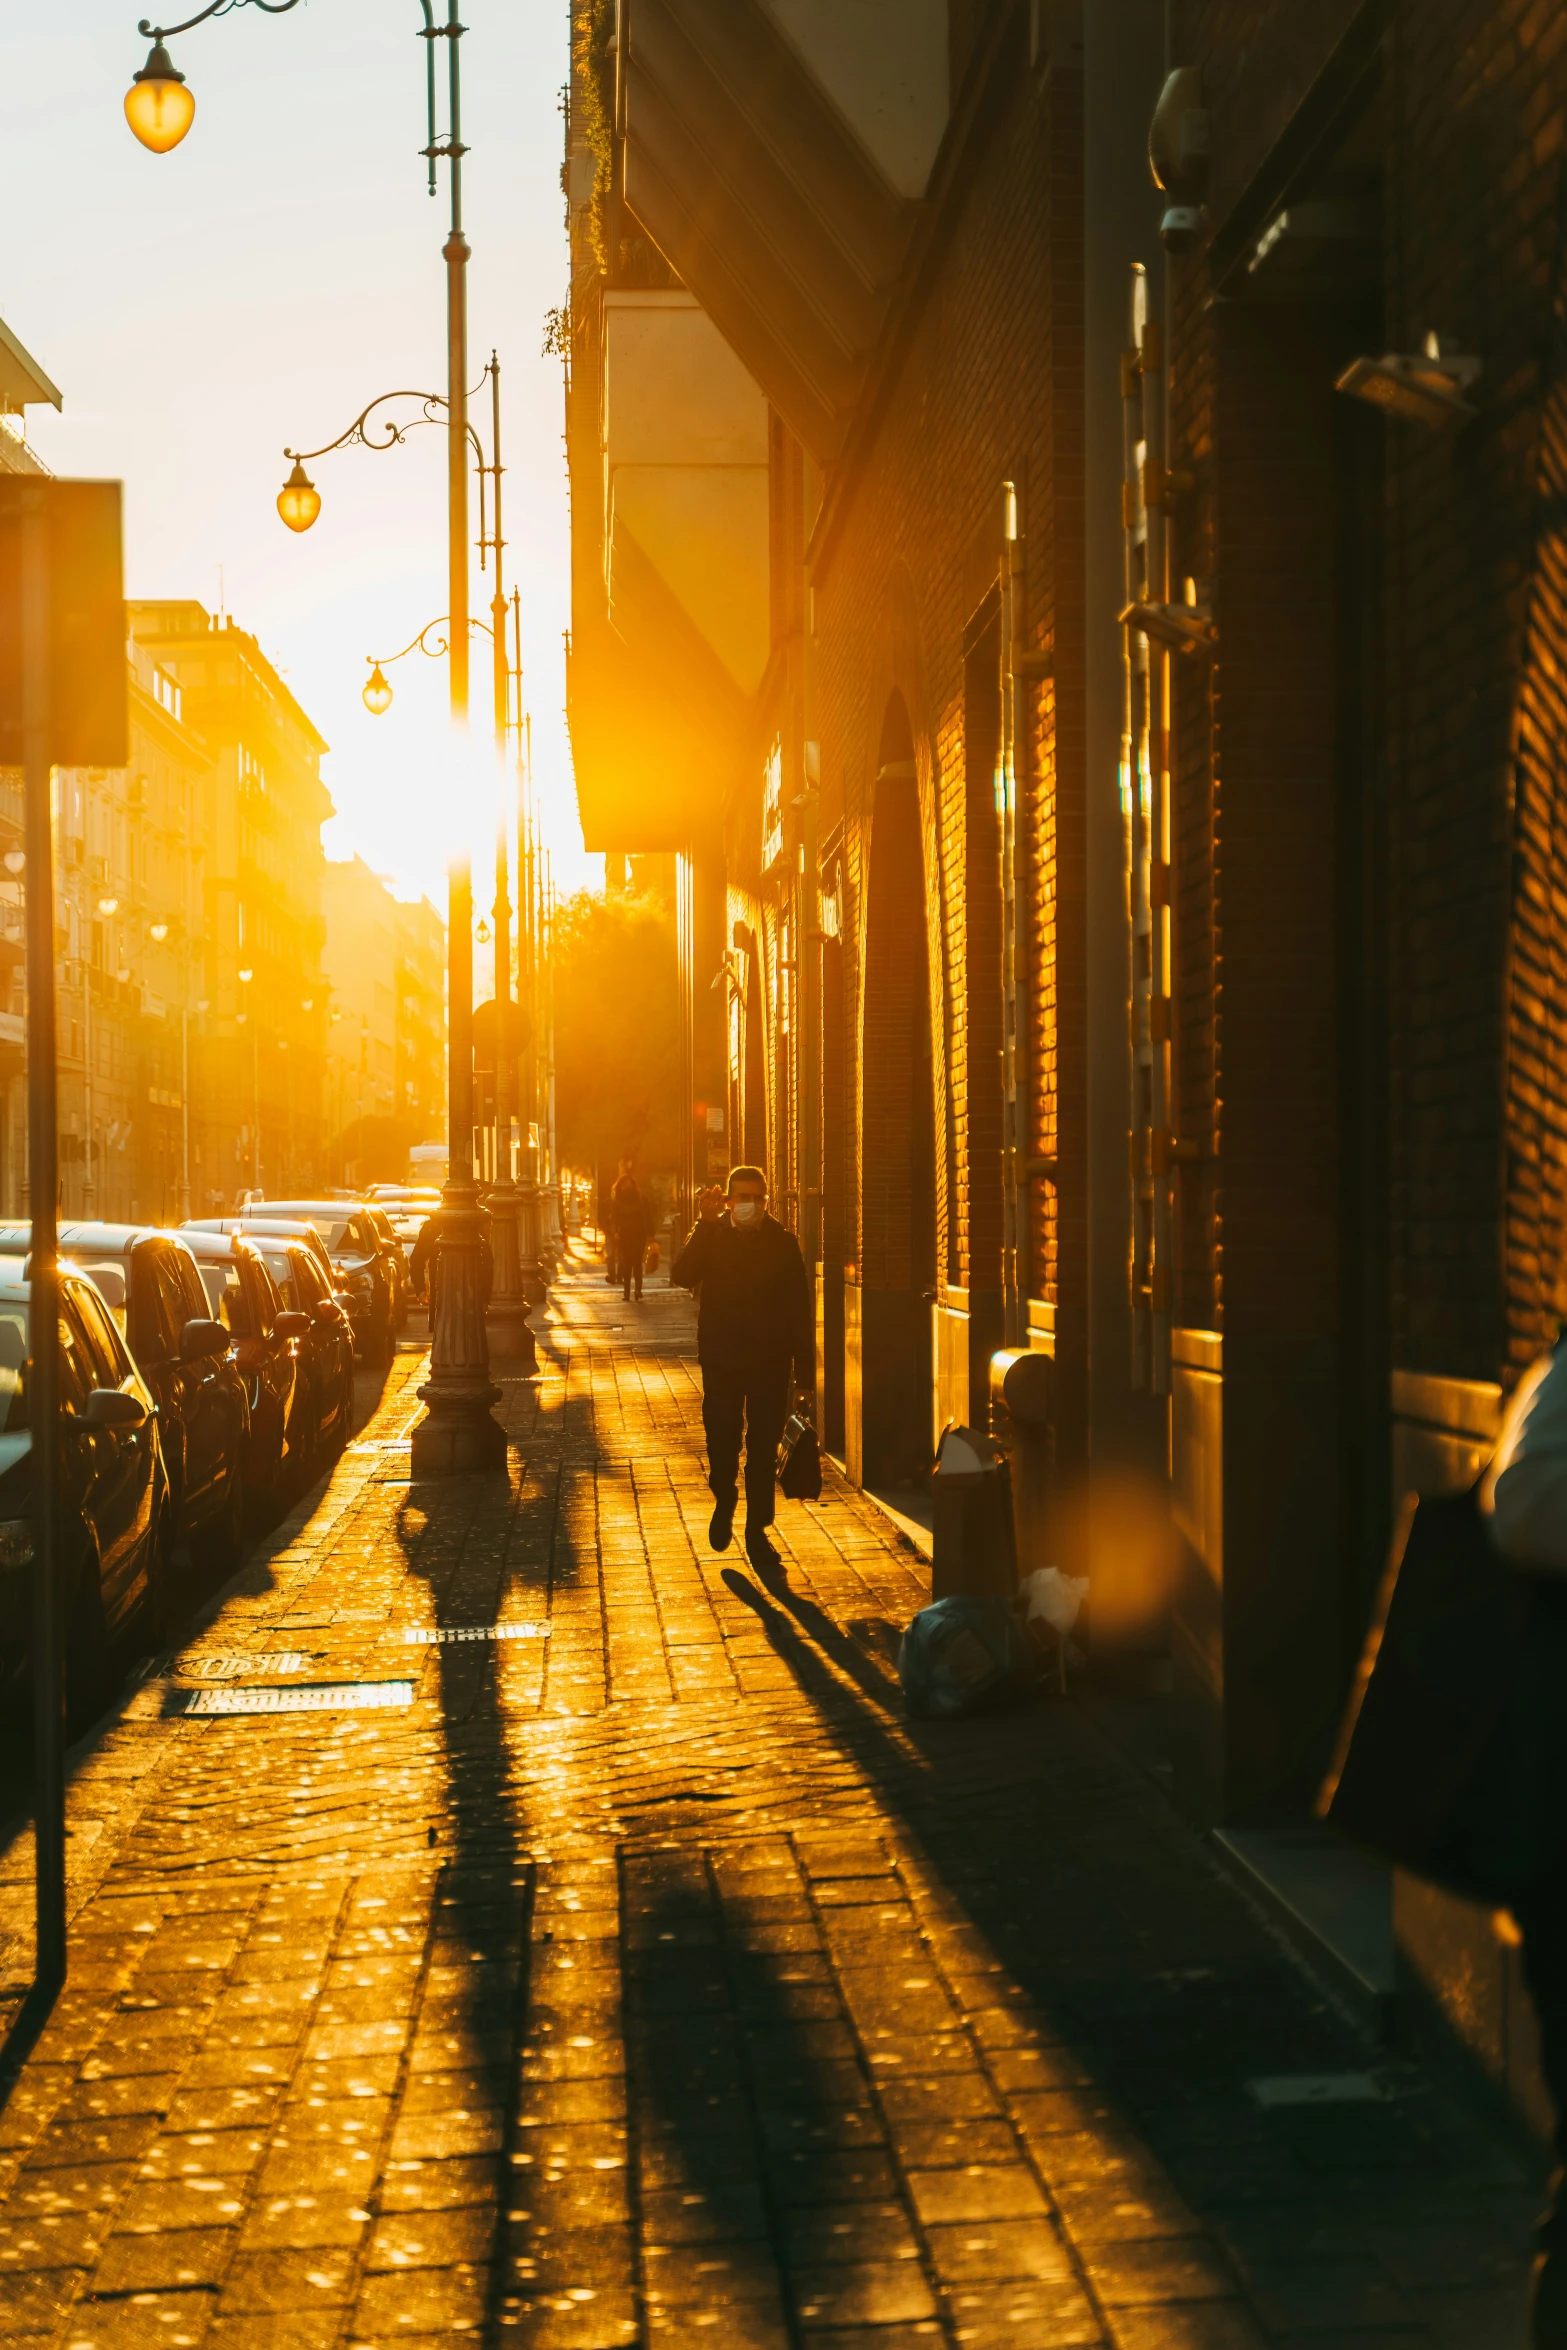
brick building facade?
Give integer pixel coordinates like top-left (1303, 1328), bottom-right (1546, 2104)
top-left (565, 0), bottom-right (1567, 2131)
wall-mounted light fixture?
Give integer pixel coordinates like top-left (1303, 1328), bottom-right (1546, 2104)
top-left (1336, 332), bottom-right (1480, 430)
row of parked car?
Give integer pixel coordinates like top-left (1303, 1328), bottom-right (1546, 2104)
top-left (0, 1192), bottom-right (440, 1730)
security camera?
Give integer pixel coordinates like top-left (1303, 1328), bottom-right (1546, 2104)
top-left (1160, 205), bottom-right (1203, 257)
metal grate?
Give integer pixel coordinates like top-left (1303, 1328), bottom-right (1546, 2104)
top-left (173, 1652), bottom-right (311, 1680)
top-left (399, 1623), bottom-right (551, 1645)
top-left (173, 1680), bottom-right (416, 1716)
top-left (1248, 2073), bottom-right (1388, 2109)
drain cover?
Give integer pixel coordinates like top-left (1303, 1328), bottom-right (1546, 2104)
top-left (173, 1651), bottom-right (311, 1680)
top-left (400, 1623), bottom-right (551, 1644)
top-left (173, 1680), bottom-right (415, 1716)
top-left (1248, 2072), bottom-right (1387, 2109)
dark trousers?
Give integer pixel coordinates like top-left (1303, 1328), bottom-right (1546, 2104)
top-left (621, 1236), bottom-right (645, 1301)
top-left (702, 1359), bottom-right (791, 1534)
top-left (1518, 1877), bottom-right (1567, 2344)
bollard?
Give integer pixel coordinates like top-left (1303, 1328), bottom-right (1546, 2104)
top-left (988, 1348), bottom-right (1056, 1581)
top-left (930, 1424), bottom-right (1017, 1601)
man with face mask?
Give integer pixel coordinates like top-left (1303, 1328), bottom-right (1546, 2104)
top-left (673, 1165), bottom-right (814, 1574)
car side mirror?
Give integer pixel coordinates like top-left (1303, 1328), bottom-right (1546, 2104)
top-left (313, 1299), bottom-right (341, 1325)
top-left (179, 1318), bottom-right (230, 1363)
top-left (274, 1310), bottom-right (311, 1341)
top-left (84, 1387), bottom-right (151, 1430)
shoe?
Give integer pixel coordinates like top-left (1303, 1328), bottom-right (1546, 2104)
top-left (709, 1498), bottom-right (735, 1553)
top-left (745, 1527), bottom-right (783, 1580)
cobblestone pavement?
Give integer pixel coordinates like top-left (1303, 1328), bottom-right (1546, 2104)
top-left (0, 1255), bottom-right (1543, 2348)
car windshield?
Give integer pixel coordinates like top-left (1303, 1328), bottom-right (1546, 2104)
top-left (78, 1259), bottom-right (130, 1337)
top-left (257, 1249), bottom-right (296, 1300)
top-left (0, 1305), bottom-right (26, 1433)
top-left (196, 1261), bottom-right (251, 1338)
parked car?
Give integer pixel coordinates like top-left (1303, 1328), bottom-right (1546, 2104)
top-left (176, 1230), bottom-right (312, 1523)
top-left (362, 1205), bottom-right (410, 1330)
top-left (184, 1215), bottom-right (339, 1293)
top-left (233, 1234), bottom-right (356, 1461)
top-left (0, 1223), bottom-right (249, 1578)
top-left (0, 1256), bottom-right (169, 1729)
top-left (222, 1201), bottom-right (394, 1366)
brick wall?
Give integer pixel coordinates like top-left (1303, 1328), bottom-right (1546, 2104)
top-left (811, 17), bottom-right (1090, 1466)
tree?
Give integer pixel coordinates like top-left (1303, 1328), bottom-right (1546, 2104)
top-left (551, 887), bottom-right (682, 1190)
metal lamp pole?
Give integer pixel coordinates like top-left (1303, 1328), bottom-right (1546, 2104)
top-left (409, 0), bottom-right (505, 1472)
top-left (477, 358), bottom-right (535, 1358)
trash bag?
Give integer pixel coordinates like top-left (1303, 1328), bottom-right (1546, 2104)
top-left (898, 1594), bottom-right (1040, 1719)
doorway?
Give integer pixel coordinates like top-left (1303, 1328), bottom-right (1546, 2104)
top-left (858, 699), bottom-right (938, 1488)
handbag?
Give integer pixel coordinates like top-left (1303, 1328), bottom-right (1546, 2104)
top-left (1320, 1481), bottom-right (1567, 1904)
top-left (776, 1411), bottom-right (822, 1502)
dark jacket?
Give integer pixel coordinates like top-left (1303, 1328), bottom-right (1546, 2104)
top-left (674, 1212), bottom-right (813, 1375)
top-left (611, 1176), bottom-right (651, 1247)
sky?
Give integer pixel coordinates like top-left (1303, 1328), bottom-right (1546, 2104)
top-left (0, 0), bottom-right (598, 916)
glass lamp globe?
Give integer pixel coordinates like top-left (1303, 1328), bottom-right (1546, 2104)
top-left (362, 663), bottom-right (393, 716)
top-left (149, 922), bottom-right (169, 944)
top-left (125, 42), bottom-right (196, 154)
top-left (277, 460), bottom-right (321, 534)
top-left (476, 920), bottom-right (491, 946)
top-left (3, 852), bottom-right (23, 876)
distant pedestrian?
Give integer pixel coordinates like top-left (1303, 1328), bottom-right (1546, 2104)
top-left (674, 1165), bottom-right (812, 1577)
top-left (597, 1163), bottom-right (619, 1288)
top-left (411, 1204), bottom-right (493, 1321)
top-left (611, 1158), bottom-right (651, 1302)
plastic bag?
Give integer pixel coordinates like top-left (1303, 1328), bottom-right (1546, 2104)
top-left (898, 1594), bottom-right (1040, 1719)
top-left (1017, 1566), bottom-right (1088, 1635)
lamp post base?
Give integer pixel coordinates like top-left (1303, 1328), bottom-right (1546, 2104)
top-left (410, 1394), bottom-right (509, 1476)
top-left (485, 1180), bottom-right (537, 1371)
top-left (411, 1177), bottom-right (507, 1475)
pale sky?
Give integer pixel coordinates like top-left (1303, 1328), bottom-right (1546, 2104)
top-left (1, 0), bottom-right (597, 914)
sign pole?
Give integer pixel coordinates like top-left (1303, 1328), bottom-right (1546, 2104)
top-left (20, 483), bottom-right (63, 1992)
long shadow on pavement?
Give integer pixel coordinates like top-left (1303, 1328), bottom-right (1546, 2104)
top-left (714, 1564), bottom-right (1539, 2337)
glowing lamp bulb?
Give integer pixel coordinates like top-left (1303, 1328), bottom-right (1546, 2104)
top-left (238, 967), bottom-right (253, 984)
top-left (3, 852), bottom-right (23, 876)
top-left (475, 920), bottom-right (491, 945)
top-left (125, 42), bottom-right (196, 154)
top-left (97, 896), bottom-right (119, 917)
top-left (362, 662), bottom-right (393, 716)
top-left (149, 922), bottom-right (169, 943)
top-left (277, 459), bottom-right (321, 534)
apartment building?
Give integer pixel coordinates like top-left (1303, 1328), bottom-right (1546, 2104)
top-left (321, 855), bottom-right (446, 1183)
top-left (127, 603), bottom-right (332, 1207)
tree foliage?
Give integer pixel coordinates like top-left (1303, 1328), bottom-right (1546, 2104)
top-left (551, 887), bottom-right (682, 1185)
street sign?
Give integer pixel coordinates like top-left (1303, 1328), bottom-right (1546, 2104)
top-left (0, 478), bottom-right (128, 768)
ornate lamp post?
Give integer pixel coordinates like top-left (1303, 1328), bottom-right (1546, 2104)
top-left (126, 0), bottom-right (508, 1466)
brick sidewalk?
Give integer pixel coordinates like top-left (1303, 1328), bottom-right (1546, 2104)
top-left (0, 1260), bottom-right (1542, 2347)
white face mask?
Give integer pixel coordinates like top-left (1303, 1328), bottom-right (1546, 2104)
top-left (730, 1197), bottom-right (764, 1228)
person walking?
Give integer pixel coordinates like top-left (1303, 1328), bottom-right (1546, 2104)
top-left (411, 1203), bottom-right (493, 1322)
top-left (1480, 1349), bottom-right (1567, 2346)
top-left (611, 1157), bottom-right (651, 1303)
top-left (674, 1164), bottom-right (813, 1576)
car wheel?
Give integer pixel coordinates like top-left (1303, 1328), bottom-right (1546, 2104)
top-left (65, 1547), bottom-right (112, 1739)
top-left (192, 1459), bottom-right (247, 1577)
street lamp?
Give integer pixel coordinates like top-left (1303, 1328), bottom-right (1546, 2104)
top-left (362, 663), bottom-right (393, 717)
top-left (276, 460), bottom-right (321, 534)
top-left (123, 3), bottom-right (304, 156)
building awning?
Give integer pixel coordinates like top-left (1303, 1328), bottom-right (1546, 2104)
top-left (619, 0), bottom-right (922, 464)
